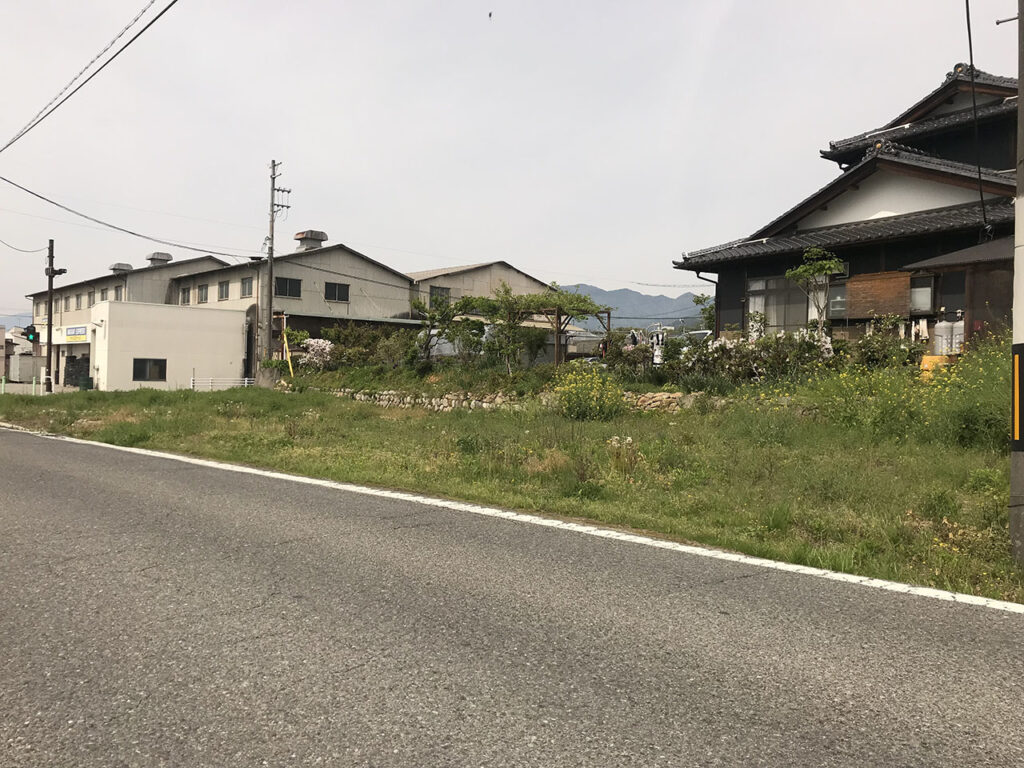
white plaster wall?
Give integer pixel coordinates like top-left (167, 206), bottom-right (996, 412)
top-left (91, 302), bottom-right (246, 391)
top-left (797, 171), bottom-right (986, 230)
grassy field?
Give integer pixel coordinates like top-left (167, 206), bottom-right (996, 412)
top-left (1, 380), bottom-right (1019, 602)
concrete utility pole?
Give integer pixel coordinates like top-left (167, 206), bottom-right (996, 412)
top-left (43, 239), bottom-right (66, 393)
top-left (1012, 0), bottom-right (1024, 564)
top-left (264, 160), bottom-right (290, 361)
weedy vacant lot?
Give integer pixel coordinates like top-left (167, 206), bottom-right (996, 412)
top-left (2, 374), bottom-right (1019, 602)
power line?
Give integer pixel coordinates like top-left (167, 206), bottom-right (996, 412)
top-left (0, 237), bottom-right (47, 254)
top-left (0, 173), bottom-right (251, 259)
top-left (0, 0), bottom-right (181, 155)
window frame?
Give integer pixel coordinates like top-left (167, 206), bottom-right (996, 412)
top-left (63, 296), bottom-right (71, 312)
top-left (429, 285), bottom-right (451, 309)
top-left (100, 288), bottom-right (108, 302)
top-left (180, 287), bottom-right (191, 306)
top-left (218, 281), bottom-right (230, 301)
top-left (240, 276), bottom-right (253, 298)
top-left (75, 294), bottom-right (82, 310)
top-left (114, 285), bottom-right (123, 302)
top-left (197, 284), bottom-right (209, 304)
top-left (910, 274), bottom-right (935, 315)
top-left (132, 358), bottom-right (167, 382)
top-left (745, 276), bottom-right (808, 333)
top-left (324, 281), bottom-right (350, 302)
top-left (274, 276), bottom-right (302, 298)
top-left (87, 291), bottom-right (96, 307)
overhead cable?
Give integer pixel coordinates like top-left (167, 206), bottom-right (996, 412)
top-left (0, 237), bottom-right (47, 253)
top-left (0, 0), bottom-right (181, 155)
top-left (0, 173), bottom-right (249, 259)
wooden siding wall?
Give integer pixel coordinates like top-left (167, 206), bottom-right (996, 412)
top-left (845, 271), bottom-right (910, 319)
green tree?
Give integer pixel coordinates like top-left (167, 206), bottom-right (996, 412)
top-left (411, 295), bottom-right (476, 360)
top-left (785, 247), bottom-right (844, 339)
top-left (693, 294), bottom-right (715, 331)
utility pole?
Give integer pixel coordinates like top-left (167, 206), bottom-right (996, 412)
top-left (1011, 0), bottom-right (1024, 564)
top-left (264, 160), bottom-right (290, 361)
top-left (44, 239), bottom-right (66, 393)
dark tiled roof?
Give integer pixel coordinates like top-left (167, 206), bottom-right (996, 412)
top-left (748, 141), bottom-right (1013, 240)
top-left (675, 199), bottom-right (1013, 269)
top-left (822, 99), bottom-right (1017, 161)
top-left (901, 235), bottom-right (1012, 270)
top-left (883, 63), bottom-right (1017, 128)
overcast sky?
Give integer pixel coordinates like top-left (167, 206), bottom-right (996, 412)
top-left (0, 0), bottom-right (1018, 319)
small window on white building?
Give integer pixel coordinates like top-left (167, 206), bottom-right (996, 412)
top-left (198, 284), bottom-right (209, 304)
top-left (75, 294), bottom-right (82, 310)
top-left (218, 281), bottom-right (230, 300)
top-left (63, 296), bottom-right (71, 312)
top-left (180, 287), bottom-right (191, 306)
top-left (114, 285), bottom-right (123, 301)
top-left (132, 358), bottom-right (167, 382)
top-left (910, 275), bottom-right (934, 314)
top-left (241, 276), bottom-right (253, 298)
top-left (100, 288), bottom-right (108, 301)
top-left (87, 291), bottom-right (95, 307)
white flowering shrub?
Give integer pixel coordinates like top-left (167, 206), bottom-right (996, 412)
top-left (298, 338), bottom-right (335, 371)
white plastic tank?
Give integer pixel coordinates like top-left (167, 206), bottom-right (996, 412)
top-left (951, 309), bottom-right (965, 353)
top-left (933, 307), bottom-right (953, 355)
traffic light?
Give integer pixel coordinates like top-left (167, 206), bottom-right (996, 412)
top-left (22, 324), bottom-right (37, 343)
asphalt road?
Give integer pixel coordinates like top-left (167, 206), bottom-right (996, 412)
top-left (2, 428), bottom-right (1023, 767)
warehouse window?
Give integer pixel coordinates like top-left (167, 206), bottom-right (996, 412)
top-left (218, 281), bottom-right (230, 300)
top-left (241, 276), bottom-right (253, 298)
top-left (75, 294), bottom-right (82, 310)
top-left (63, 296), bottom-right (71, 312)
top-left (429, 285), bottom-right (451, 309)
top-left (180, 287), bottom-right (191, 305)
top-left (197, 284), bottom-right (209, 304)
top-left (275, 277), bottom-right (302, 298)
top-left (132, 358), bottom-right (167, 382)
top-left (100, 288), bottom-right (108, 301)
top-left (87, 291), bottom-right (95, 307)
top-left (324, 282), bottom-right (349, 302)
top-left (114, 285), bottom-right (123, 301)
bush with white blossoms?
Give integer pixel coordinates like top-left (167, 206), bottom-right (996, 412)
top-left (298, 338), bottom-right (335, 371)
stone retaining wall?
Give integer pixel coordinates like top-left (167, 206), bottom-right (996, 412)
top-left (321, 387), bottom-right (722, 414)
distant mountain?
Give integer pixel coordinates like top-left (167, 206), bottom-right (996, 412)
top-left (565, 284), bottom-right (705, 331)
top-left (1, 314), bottom-right (30, 331)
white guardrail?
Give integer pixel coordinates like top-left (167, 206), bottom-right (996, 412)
top-left (190, 377), bottom-right (256, 391)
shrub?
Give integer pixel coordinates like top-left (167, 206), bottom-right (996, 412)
top-left (553, 365), bottom-right (624, 421)
top-left (297, 338), bottom-right (335, 371)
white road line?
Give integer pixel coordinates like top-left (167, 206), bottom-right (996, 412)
top-left (4, 424), bottom-right (1024, 615)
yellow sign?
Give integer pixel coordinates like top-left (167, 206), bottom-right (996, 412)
top-left (65, 325), bottom-right (87, 343)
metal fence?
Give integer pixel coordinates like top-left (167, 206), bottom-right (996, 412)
top-left (190, 377), bottom-right (256, 391)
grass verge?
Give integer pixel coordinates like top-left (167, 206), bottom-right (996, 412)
top-left (1, 385), bottom-right (1020, 602)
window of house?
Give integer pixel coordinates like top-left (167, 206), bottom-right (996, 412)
top-left (100, 288), bottom-right (108, 301)
top-left (75, 294), bottom-right (82, 310)
top-left (827, 283), bottom-right (847, 319)
top-left (274, 277), bottom-right (301, 298)
top-left (87, 291), bottom-right (95, 307)
top-left (132, 358), bottom-right (167, 382)
top-left (198, 284), bottom-right (209, 304)
top-left (746, 277), bottom-right (807, 332)
top-left (63, 296), bottom-right (71, 312)
top-left (114, 285), bottom-right (123, 301)
top-left (218, 281), bottom-right (230, 300)
top-left (324, 282), bottom-right (350, 302)
top-left (180, 287), bottom-right (191, 306)
top-left (241, 276), bottom-right (253, 298)
top-left (910, 275), bottom-right (934, 314)
top-left (429, 285), bottom-right (451, 309)
top-left (35, 301), bottom-right (43, 317)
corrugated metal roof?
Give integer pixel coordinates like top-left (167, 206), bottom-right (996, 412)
top-left (901, 236), bottom-right (1013, 270)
